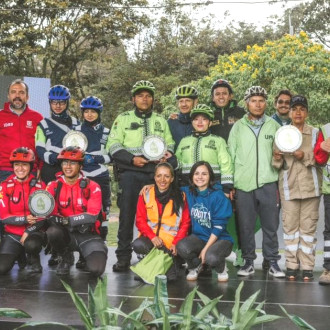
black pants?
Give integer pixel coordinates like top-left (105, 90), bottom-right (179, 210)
top-left (177, 234), bottom-right (232, 273)
top-left (0, 232), bottom-right (45, 275)
top-left (46, 223), bottom-right (108, 276)
top-left (116, 170), bottom-right (154, 263)
top-left (89, 175), bottom-right (111, 213)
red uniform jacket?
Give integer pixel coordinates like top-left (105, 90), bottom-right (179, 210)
top-left (46, 174), bottom-right (102, 229)
top-left (135, 190), bottom-right (191, 246)
top-left (0, 102), bottom-right (43, 171)
top-left (0, 174), bottom-right (46, 236)
top-left (314, 131), bottom-right (328, 165)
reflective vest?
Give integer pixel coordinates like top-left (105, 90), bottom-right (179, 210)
top-left (321, 123), bottom-right (330, 194)
top-left (143, 186), bottom-right (183, 249)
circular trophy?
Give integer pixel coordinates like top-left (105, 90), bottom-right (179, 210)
top-left (28, 190), bottom-right (55, 217)
top-left (62, 131), bottom-right (88, 151)
top-left (275, 125), bottom-right (303, 153)
top-left (141, 135), bottom-right (167, 161)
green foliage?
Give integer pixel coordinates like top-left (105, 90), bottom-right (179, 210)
top-left (162, 32), bottom-right (330, 125)
top-left (0, 308), bottom-right (31, 318)
top-left (280, 305), bottom-right (317, 330)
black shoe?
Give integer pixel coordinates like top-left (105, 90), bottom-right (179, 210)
top-left (76, 255), bottom-right (86, 269)
top-left (199, 264), bottom-right (212, 277)
top-left (113, 261), bottom-right (130, 272)
top-left (134, 274), bottom-right (144, 282)
top-left (17, 252), bottom-right (27, 270)
top-left (302, 270), bottom-right (313, 281)
top-left (56, 250), bottom-right (72, 276)
top-left (262, 259), bottom-right (270, 270)
top-left (48, 251), bottom-right (59, 266)
top-left (28, 255), bottom-right (42, 274)
top-left (286, 268), bottom-right (298, 280)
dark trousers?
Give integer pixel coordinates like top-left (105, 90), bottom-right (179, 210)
top-left (0, 232), bottom-right (45, 275)
top-left (176, 234), bottom-right (233, 273)
top-left (116, 170), bottom-right (153, 263)
top-left (236, 182), bottom-right (280, 261)
top-left (323, 194), bottom-right (330, 270)
top-left (90, 175), bottom-right (111, 213)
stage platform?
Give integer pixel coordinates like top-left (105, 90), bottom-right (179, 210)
top-left (1, 247), bottom-right (330, 329)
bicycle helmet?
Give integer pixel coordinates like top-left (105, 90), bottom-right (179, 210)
top-left (80, 96), bottom-right (103, 113)
top-left (10, 147), bottom-right (35, 164)
top-left (131, 80), bottom-right (155, 97)
top-left (211, 79), bottom-right (233, 95)
top-left (48, 85), bottom-right (71, 100)
top-left (190, 104), bottom-right (214, 120)
top-left (57, 146), bottom-right (85, 162)
top-left (175, 85), bottom-right (198, 100)
top-left (244, 86), bottom-right (268, 101)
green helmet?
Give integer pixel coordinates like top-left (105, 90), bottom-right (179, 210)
top-left (131, 80), bottom-right (155, 97)
top-left (175, 85), bottom-right (198, 100)
top-left (190, 104), bottom-right (214, 120)
top-left (244, 86), bottom-right (268, 101)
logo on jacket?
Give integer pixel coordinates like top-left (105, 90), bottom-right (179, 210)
top-left (190, 203), bottom-right (211, 228)
top-left (154, 121), bottom-right (164, 133)
top-left (265, 134), bottom-right (274, 140)
top-left (205, 140), bottom-right (216, 150)
top-left (26, 120), bottom-right (33, 128)
top-left (4, 122), bottom-right (13, 127)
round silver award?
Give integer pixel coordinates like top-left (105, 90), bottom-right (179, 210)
top-left (275, 125), bottom-right (303, 153)
top-left (28, 190), bottom-right (55, 217)
top-left (62, 131), bottom-right (88, 151)
top-left (141, 135), bottom-right (167, 161)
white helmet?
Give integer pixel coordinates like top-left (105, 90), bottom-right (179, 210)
top-left (244, 86), bottom-right (268, 101)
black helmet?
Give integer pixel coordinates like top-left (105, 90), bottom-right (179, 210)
top-left (211, 79), bottom-right (233, 95)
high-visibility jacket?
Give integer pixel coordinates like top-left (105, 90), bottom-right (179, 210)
top-left (136, 186), bottom-right (190, 249)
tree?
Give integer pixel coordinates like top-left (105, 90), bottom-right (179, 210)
top-left (161, 32), bottom-right (330, 125)
top-left (0, 0), bottom-right (149, 92)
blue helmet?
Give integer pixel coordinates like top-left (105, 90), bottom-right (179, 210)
top-left (48, 85), bottom-right (71, 100)
top-left (80, 96), bottom-right (103, 112)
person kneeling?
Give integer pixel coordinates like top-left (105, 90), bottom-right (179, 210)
top-left (46, 147), bottom-right (108, 277)
top-left (133, 162), bottom-right (190, 282)
top-left (177, 161), bottom-right (233, 282)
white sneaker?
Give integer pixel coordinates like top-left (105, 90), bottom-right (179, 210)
top-left (217, 266), bottom-right (229, 282)
top-left (186, 264), bottom-right (203, 281)
top-left (268, 261), bottom-right (285, 278)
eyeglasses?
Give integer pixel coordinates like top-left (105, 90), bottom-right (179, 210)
top-left (50, 100), bottom-right (66, 106)
top-left (62, 160), bottom-right (79, 166)
top-left (277, 100), bottom-right (290, 105)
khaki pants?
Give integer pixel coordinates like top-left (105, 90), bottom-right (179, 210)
top-left (282, 197), bottom-right (320, 270)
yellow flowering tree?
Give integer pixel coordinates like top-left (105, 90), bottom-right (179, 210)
top-left (161, 32), bottom-right (330, 125)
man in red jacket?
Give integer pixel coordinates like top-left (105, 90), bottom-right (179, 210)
top-left (0, 148), bottom-right (46, 274)
top-left (46, 146), bottom-right (108, 277)
top-left (0, 79), bottom-right (43, 182)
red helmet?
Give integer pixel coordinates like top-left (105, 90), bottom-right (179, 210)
top-left (57, 146), bottom-right (85, 162)
top-left (10, 147), bottom-right (35, 164)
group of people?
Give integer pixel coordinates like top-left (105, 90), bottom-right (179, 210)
top-left (0, 78), bottom-right (328, 286)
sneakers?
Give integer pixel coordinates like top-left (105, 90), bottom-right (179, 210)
top-left (286, 268), bottom-right (298, 280)
top-left (217, 266), bottom-right (229, 282)
top-left (302, 270), bottom-right (313, 281)
top-left (268, 261), bottom-right (285, 278)
top-left (186, 263), bottom-right (203, 281)
top-left (112, 261), bottom-right (130, 272)
top-left (319, 269), bottom-right (330, 285)
top-left (237, 260), bottom-right (254, 276)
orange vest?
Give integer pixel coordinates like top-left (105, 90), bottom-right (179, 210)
top-left (143, 187), bottom-right (183, 249)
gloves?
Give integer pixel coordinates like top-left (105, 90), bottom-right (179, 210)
top-left (48, 216), bottom-right (68, 225)
top-left (83, 154), bottom-right (95, 165)
top-left (49, 153), bottom-right (59, 165)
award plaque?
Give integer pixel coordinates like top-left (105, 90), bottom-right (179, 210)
top-left (275, 125), bottom-right (302, 153)
top-left (28, 190), bottom-right (55, 217)
top-left (62, 131), bottom-right (88, 151)
top-left (141, 135), bottom-right (167, 161)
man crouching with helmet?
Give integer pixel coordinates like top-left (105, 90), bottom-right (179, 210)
top-left (0, 148), bottom-right (46, 274)
top-left (46, 146), bottom-right (108, 277)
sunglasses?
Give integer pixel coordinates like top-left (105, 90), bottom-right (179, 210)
top-left (277, 100), bottom-right (290, 105)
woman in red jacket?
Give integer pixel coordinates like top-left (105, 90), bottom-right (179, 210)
top-left (133, 162), bottom-right (191, 281)
top-left (0, 148), bottom-right (46, 274)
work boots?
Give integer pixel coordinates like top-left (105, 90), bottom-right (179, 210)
top-left (28, 255), bottom-right (42, 274)
top-left (56, 249), bottom-right (72, 276)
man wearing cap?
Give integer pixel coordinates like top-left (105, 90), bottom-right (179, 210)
top-left (314, 121), bottom-right (330, 284)
top-left (271, 89), bottom-right (293, 126)
top-left (228, 86), bottom-right (284, 278)
top-left (273, 95), bottom-right (321, 281)
top-left (168, 85), bottom-right (198, 151)
top-left (209, 79), bottom-right (245, 142)
top-left (107, 80), bottom-right (177, 272)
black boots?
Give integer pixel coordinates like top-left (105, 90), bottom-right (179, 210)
top-left (56, 249), bottom-right (72, 275)
top-left (28, 255), bottom-right (42, 274)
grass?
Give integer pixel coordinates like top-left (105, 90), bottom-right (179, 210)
top-left (107, 220), bottom-right (119, 247)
